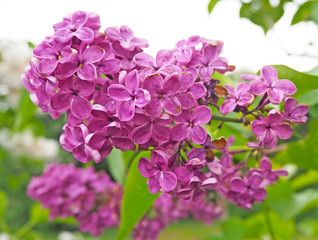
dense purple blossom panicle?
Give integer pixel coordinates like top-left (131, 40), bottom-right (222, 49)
top-left (23, 10), bottom-right (309, 240)
top-left (27, 164), bottom-right (122, 236)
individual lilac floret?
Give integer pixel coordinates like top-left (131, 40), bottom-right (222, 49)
top-left (143, 73), bottom-right (181, 117)
top-left (172, 35), bottom-right (201, 63)
top-left (220, 82), bottom-right (254, 115)
top-left (32, 39), bottom-right (74, 75)
top-left (56, 45), bottom-right (104, 81)
top-left (50, 77), bottom-right (94, 119)
top-left (137, 150), bottom-right (177, 194)
top-left (172, 106), bottom-right (212, 144)
top-left (131, 111), bottom-right (172, 145)
top-left (228, 172), bottom-right (267, 209)
top-left (105, 25), bottom-right (149, 51)
top-left (251, 111), bottom-right (293, 149)
top-left (250, 66), bottom-right (296, 104)
top-left (108, 70), bottom-right (150, 121)
top-left (53, 11), bottom-right (95, 43)
top-left (282, 97), bottom-right (309, 123)
top-left (251, 156), bottom-right (288, 185)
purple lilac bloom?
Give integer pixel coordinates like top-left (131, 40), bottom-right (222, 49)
top-left (251, 111), bottom-right (293, 149)
top-left (220, 82), bottom-right (254, 115)
top-left (51, 77), bottom-right (94, 119)
top-left (27, 164), bottom-right (122, 237)
top-left (250, 66), bottom-right (296, 104)
top-left (227, 172), bottom-right (267, 209)
top-left (137, 150), bottom-right (177, 194)
top-left (143, 73), bottom-right (182, 117)
top-left (53, 11), bottom-right (95, 43)
top-left (282, 97), bottom-right (309, 123)
top-left (108, 69), bottom-right (150, 121)
top-left (172, 106), bottom-right (212, 144)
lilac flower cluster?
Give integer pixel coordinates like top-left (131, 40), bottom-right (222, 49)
top-left (28, 164), bottom-right (222, 239)
top-left (27, 164), bottom-right (122, 236)
top-left (23, 10), bottom-right (309, 224)
top-left (22, 10), bottom-right (233, 163)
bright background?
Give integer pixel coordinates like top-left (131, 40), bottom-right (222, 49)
top-left (1, 0), bottom-right (317, 72)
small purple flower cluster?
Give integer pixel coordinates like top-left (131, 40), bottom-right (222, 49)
top-left (132, 193), bottom-right (222, 240)
top-left (28, 164), bottom-right (222, 239)
top-left (23, 10), bottom-right (309, 229)
top-left (27, 164), bottom-right (122, 237)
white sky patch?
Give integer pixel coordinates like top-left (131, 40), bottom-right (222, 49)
top-left (0, 0), bottom-right (317, 73)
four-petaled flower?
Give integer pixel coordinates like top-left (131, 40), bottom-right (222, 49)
top-left (138, 150), bottom-right (177, 194)
top-left (250, 66), bottom-right (296, 104)
top-left (251, 111), bottom-right (293, 149)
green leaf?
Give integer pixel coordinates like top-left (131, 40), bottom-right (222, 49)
top-left (12, 88), bottom-right (37, 132)
top-left (273, 65), bottom-right (318, 98)
top-left (289, 189), bottom-right (318, 217)
top-left (240, 0), bottom-right (284, 34)
top-left (222, 217), bottom-right (245, 240)
top-left (0, 190), bottom-right (8, 218)
top-left (106, 148), bottom-right (126, 185)
top-left (275, 119), bottom-right (318, 170)
top-left (30, 202), bottom-right (49, 224)
top-left (266, 181), bottom-right (295, 219)
top-left (298, 89), bottom-right (318, 106)
top-left (292, 0), bottom-right (318, 25)
top-left (244, 211), bottom-right (296, 239)
top-left (208, 0), bottom-right (220, 14)
top-left (116, 151), bottom-right (160, 240)
top-left (290, 169), bottom-right (318, 191)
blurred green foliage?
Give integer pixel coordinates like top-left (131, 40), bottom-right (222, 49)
top-left (208, 0), bottom-right (318, 33)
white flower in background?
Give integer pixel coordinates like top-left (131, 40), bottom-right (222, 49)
top-left (58, 231), bottom-right (83, 240)
top-left (0, 40), bottom-right (31, 107)
top-left (0, 129), bottom-right (58, 161)
top-left (0, 233), bottom-right (10, 240)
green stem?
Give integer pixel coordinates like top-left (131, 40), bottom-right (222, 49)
top-left (14, 221), bottom-right (35, 239)
top-left (212, 115), bottom-right (243, 123)
top-left (263, 202), bottom-right (276, 240)
top-left (126, 149), bottom-right (141, 172)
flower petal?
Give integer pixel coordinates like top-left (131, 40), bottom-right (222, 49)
top-left (159, 171), bottom-right (177, 192)
top-left (137, 157), bottom-right (158, 178)
top-left (117, 99), bottom-right (135, 121)
top-left (71, 96), bottom-right (92, 119)
top-left (250, 80), bottom-right (268, 95)
top-left (108, 84), bottom-right (131, 101)
top-left (271, 123), bottom-right (293, 140)
top-left (189, 125), bottom-right (207, 144)
top-left (192, 105), bottom-right (212, 125)
top-left (171, 123), bottom-right (189, 141)
top-left (131, 123), bottom-right (152, 144)
top-left (261, 66), bottom-right (277, 86)
top-left (275, 79), bottom-right (296, 96)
